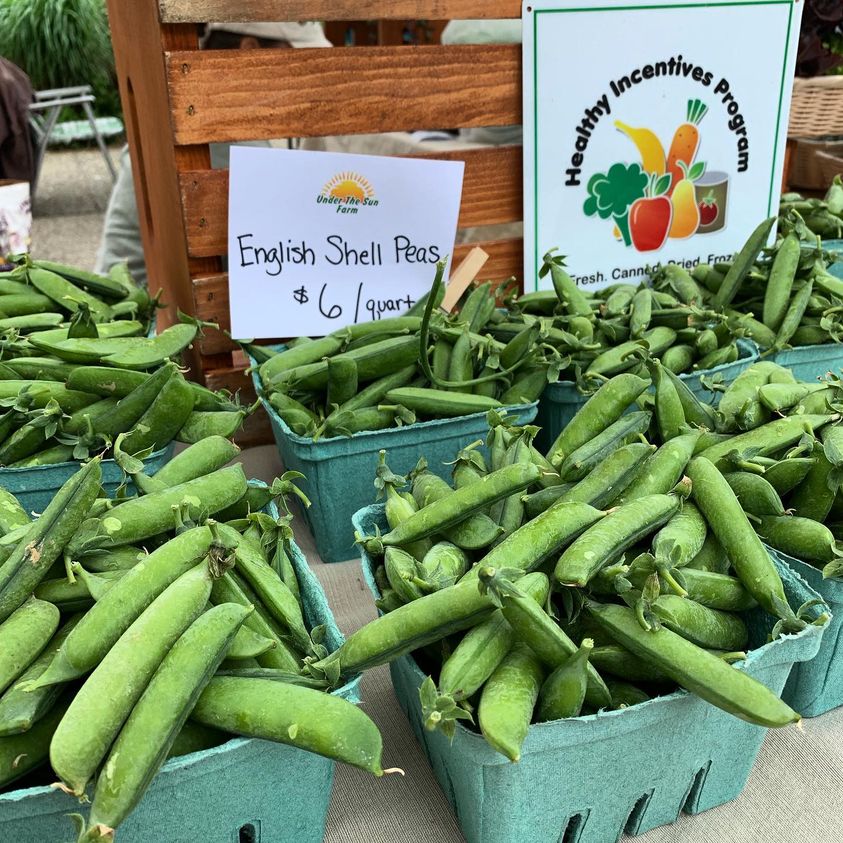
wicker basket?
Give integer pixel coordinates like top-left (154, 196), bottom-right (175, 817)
top-left (788, 76), bottom-right (843, 191)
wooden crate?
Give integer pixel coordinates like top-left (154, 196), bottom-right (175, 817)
top-left (106, 0), bottom-right (524, 444)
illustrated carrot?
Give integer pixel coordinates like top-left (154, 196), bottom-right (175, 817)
top-left (666, 99), bottom-right (707, 195)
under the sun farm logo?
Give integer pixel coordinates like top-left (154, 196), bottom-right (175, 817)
top-left (316, 172), bottom-right (379, 214)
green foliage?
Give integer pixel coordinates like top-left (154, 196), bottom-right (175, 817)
top-left (0, 0), bottom-right (119, 117)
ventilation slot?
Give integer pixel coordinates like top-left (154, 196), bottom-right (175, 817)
top-left (239, 822), bottom-right (260, 843)
top-left (559, 811), bottom-right (588, 843)
top-left (624, 791), bottom-right (653, 835)
top-left (683, 761), bottom-right (712, 814)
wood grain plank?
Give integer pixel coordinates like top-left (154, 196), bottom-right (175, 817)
top-left (179, 145), bottom-right (523, 259)
top-left (191, 236), bottom-right (523, 347)
top-left (167, 44), bottom-right (520, 144)
top-left (159, 0), bottom-right (519, 22)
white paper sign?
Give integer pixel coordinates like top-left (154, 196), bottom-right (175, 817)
top-left (523, 0), bottom-right (802, 292)
top-left (227, 147), bottom-right (464, 338)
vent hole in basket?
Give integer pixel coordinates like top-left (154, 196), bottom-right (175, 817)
top-left (559, 811), bottom-right (588, 843)
top-left (683, 761), bottom-right (712, 814)
top-left (624, 791), bottom-right (653, 835)
top-left (239, 822), bottom-right (260, 843)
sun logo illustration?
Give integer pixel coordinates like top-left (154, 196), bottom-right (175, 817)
top-left (321, 172), bottom-right (375, 203)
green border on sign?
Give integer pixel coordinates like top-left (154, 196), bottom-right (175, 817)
top-left (531, 0), bottom-right (795, 290)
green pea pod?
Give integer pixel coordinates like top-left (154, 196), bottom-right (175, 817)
top-left (431, 572), bottom-right (549, 735)
top-left (478, 642), bottom-right (544, 762)
top-left (327, 355), bottom-right (359, 408)
top-left (763, 457), bottom-right (816, 496)
top-left (711, 217), bottom-right (776, 309)
top-left (176, 407), bottom-right (249, 445)
top-left (100, 322), bottom-right (199, 370)
top-left (619, 431), bottom-right (700, 502)
top-left (0, 598), bottom-right (60, 695)
top-left (0, 458), bottom-right (102, 621)
top-left (588, 600), bottom-right (799, 727)
top-left (660, 344), bottom-right (694, 374)
top-left (0, 292), bottom-right (56, 316)
top-left (50, 561), bottom-right (214, 795)
top-left (193, 676), bottom-right (384, 774)
top-left (585, 327), bottom-right (676, 377)
top-left (629, 289), bottom-right (652, 338)
top-left (416, 542), bottom-right (469, 591)
top-left (66, 464), bottom-right (248, 553)
top-left (774, 279), bottom-right (814, 351)
top-left (30, 528), bottom-right (213, 689)
top-left (686, 532), bottom-right (731, 575)
top-left (385, 386), bottom-right (502, 417)
top-left (500, 364), bottom-right (550, 405)
top-left (555, 492), bottom-right (683, 587)
top-left (35, 259), bottom-right (129, 299)
top-left (380, 462), bottom-right (539, 548)
top-left (0, 380), bottom-right (98, 413)
top-left (662, 568), bottom-right (756, 612)
top-left (431, 337), bottom-right (452, 382)
top-left (545, 373), bottom-right (649, 467)
top-left (385, 546), bottom-right (426, 603)
top-left (557, 442), bottom-right (654, 509)
top-left (329, 364), bottom-right (417, 417)
top-left (652, 502), bottom-right (707, 567)
top-left (661, 367), bottom-right (718, 430)
top-left (468, 500), bottom-right (605, 578)
top-left (557, 411), bottom-right (652, 482)
top-left (722, 471), bottom-right (786, 518)
top-left (647, 359), bottom-right (685, 441)
top-left (120, 369), bottom-right (195, 454)
top-left (544, 253), bottom-right (593, 317)
top-left (478, 567), bottom-right (611, 710)
top-left (589, 644), bottom-right (669, 683)
top-left (316, 577), bottom-right (496, 676)
top-left (758, 515), bottom-right (841, 566)
top-left (0, 356), bottom-right (78, 382)
top-left (446, 325), bottom-right (475, 392)
top-left (210, 572), bottom-right (300, 672)
top-left (9, 444), bottom-right (75, 469)
top-left (652, 595), bottom-right (748, 651)
top-left (151, 436), bottom-right (241, 488)
top-left (537, 638), bottom-right (593, 721)
top-left (790, 428), bottom-right (843, 521)
top-left (84, 604), bottom-right (251, 835)
top-left (687, 457), bottom-right (787, 618)
top-left (763, 233), bottom-right (800, 332)
top-left (27, 265), bottom-right (113, 321)
top-left (0, 697), bottom-right (68, 788)
top-left (283, 335), bottom-right (419, 392)
top-left (699, 414), bottom-right (835, 467)
top-left (0, 614), bottom-right (81, 736)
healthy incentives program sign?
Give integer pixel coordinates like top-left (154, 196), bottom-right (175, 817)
top-left (228, 147), bottom-right (464, 338)
top-left (523, 0), bottom-right (802, 291)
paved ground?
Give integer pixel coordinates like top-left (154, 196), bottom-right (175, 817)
top-left (30, 145), bottom-right (119, 269)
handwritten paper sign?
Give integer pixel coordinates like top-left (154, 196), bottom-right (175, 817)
top-left (522, 0), bottom-right (802, 292)
top-left (227, 147), bottom-right (464, 338)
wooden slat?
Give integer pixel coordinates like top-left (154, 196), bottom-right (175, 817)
top-left (179, 145), bottom-right (523, 259)
top-left (159, 0), bottom-right (519, 22)
top-left (167, 44), bottom-right (520, 144)
top-left (191, 236), bottom-right (523, 347)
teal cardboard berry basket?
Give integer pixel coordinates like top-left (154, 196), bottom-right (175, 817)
top-left (0, 493), bottom-right (360, 843)
top-left (771, 546), bottom-right (842, 717)
top-left (251, 354), bottom-right (536, 563)
top-left (353, 503), bottom-right (825, 843)
top-left (534, 339), bottom-right (758, 454)
top-left (0, 442), bottom-right (175, 514)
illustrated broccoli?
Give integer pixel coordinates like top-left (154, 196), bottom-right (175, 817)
top-left (583, 162), bottom-right (649, 246)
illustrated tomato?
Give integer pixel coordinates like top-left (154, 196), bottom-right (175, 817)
top-left (629, 196), bottom-right (673, 252)
top-left (698, 191), bottom-right (719, 226)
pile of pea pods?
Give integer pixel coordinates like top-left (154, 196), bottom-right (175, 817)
top-left (0, 445), bottom-right (384, 839)
top-left (706, 360), bottom-right (843, 578)
top-left (0, 258), bottom-right (252, 467)
top-left (780, 175), bottom-right (843, 239)
top-left (340, 358), bottom-right (831, 762)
